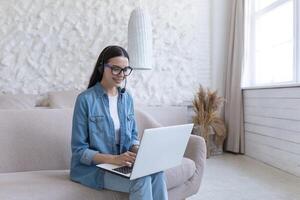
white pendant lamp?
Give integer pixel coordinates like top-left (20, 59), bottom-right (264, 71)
top-left (128, 7), bottom-right (153, 70)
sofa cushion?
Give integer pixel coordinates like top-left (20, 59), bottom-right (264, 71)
top-left (165, 158), bottom-right (196, 189)
top-left (0, 159), bottom-right (195, 200)
top-left (0, 159), bottom-right (196, 200)
top-left (0, 109), bottom-right (74, 173)
top-left (0, 170), bottom-right (128, 200)
top-left (48, 90), bottom-right (82, 108)
top-left (0, 94), bottom-right (37, 109)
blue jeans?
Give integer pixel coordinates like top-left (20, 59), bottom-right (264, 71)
top-left (103, 171), bottom-right (168, 200)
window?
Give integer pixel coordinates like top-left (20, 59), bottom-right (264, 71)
top-left (243, 0), bottom-right (299, 87)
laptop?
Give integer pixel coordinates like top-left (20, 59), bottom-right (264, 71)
top-left (96, 123), bottom-right (194, 180)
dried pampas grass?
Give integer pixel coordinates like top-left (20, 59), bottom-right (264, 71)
top-left (192, 85), bottom-right (226, 148)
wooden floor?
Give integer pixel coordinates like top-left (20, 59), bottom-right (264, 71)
top-left (187, 153), bottom-right (300, 200)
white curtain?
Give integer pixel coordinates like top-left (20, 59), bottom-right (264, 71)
top-left (224, 0), bottom-right (245, 154)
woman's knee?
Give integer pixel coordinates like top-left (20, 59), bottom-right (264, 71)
top-left (130, 175), bottom-right (152, 191)
top-left (151, 171), bottom-right (165, 180)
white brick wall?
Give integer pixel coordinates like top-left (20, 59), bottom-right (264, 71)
top-left (0, 0), bottom-right (211, 106)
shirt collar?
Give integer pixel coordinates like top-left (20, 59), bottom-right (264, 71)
top-left (94, 82), bottom-right (122, 98)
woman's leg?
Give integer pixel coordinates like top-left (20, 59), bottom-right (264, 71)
top-left (103, 172), bottom-right (153, 200)
top-left (129, 175), bottom-right (153, 200)
top-left (150, 172), bottom-right (168, 200)
top-left (103, 171), bottom-right (130, 193)
top-left (103, 171), bottom-right (168, 200)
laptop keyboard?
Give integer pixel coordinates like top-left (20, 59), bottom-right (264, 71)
top-left (113, 166), bottom-right (133, 174)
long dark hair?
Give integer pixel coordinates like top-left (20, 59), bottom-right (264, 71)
top-left (87, 45), bottom-right (130, 89)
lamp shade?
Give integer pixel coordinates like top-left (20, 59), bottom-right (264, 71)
top-left (128, 7), bottom-right (153, 70)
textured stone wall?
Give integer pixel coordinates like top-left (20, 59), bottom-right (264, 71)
top-left (0, 0), bottom-right (210, 105)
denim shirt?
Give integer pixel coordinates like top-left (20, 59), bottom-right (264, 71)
top-left (70, 83), bottom-right (139, 189)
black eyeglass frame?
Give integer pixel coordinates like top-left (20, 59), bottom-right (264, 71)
top-left (104, 64), bottom-right (133, 76)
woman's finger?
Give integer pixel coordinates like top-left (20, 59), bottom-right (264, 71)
top-left (123, 152), bottom-right (136, 159)
top-left (127, 151), bottom-right (136, 157)
top-left (122, 161), bottom-right (132, 167)
top-left (126, 162), bottom-right (132, 167)
top-left (125, 155), bottom-right (135, 162)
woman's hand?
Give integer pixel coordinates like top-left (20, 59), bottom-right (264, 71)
top-left (112, 151), bottom-right (136, 167)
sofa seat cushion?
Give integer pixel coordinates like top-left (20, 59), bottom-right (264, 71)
top-left (0, 170), bottom-right (128, 200)
top-left (0, 159), bottom-right (196, 199)
top-left (165, 157), bottom-right (196, 189)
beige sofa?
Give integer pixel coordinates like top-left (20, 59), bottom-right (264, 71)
top-left (0, 93), bottom-right (206, 200)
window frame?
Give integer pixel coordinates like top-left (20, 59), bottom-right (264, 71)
top-left (296, 0), bottom-right (300, 82)
top-left (244, 0), bottom-right (299, 87)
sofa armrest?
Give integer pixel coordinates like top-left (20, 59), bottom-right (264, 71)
top-left (183, 135), bottom-right (207, 192)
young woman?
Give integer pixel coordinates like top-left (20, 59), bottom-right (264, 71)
top-left (70, 45), bottom-right (168, 200)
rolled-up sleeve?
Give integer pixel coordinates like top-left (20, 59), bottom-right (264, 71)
top-left (71, 95), bottom-right (98, 166)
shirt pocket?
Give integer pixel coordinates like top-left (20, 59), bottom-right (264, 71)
top-left (89, 115), bottom-right (105, 133)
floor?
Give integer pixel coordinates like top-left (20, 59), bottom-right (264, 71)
top-left (187, 153), bottom-right (300, 200)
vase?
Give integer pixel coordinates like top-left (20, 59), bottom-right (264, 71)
top-left (209, 134), bottom-right (224, 156)
top-left (192, 125), bottom-right (212, 158)
top-left (192, 125), bottom-right (224, 158)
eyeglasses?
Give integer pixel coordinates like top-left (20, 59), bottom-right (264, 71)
top-left (104, 64), bottom-right (133, 76)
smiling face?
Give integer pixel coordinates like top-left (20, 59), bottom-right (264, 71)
top-left (101, 56), bottom-right (129, 88)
